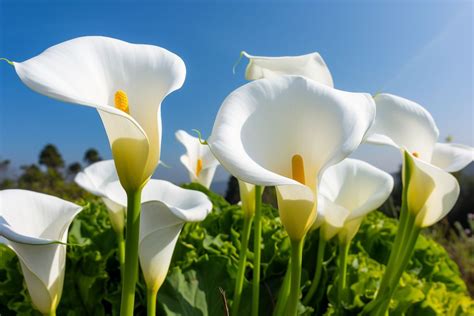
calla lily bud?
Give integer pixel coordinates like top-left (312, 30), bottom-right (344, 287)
top-left (238, 180), bottom-right (259, 218)
top-left (175, 130), bottom-right (220, 189)
top-left (0, 190), bottom-right (82, 314)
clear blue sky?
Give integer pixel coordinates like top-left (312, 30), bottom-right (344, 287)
top-left (0, 0), bottom-right (472, 185)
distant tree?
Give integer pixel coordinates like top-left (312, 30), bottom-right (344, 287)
top-left (0, 159), bottom-right (10, 178)
top-left (0, 178), bottom-right (15, 189)
top-left (18, 164), bottom-right (43, 187)
top-left (39, 144), bottom-right (64, 170)
top-left (0, 159), bottom-right (10, 171)
top-left (84, 148), bottom-right (102, 165)
top-left (67, 162), bottom-right (82, 176)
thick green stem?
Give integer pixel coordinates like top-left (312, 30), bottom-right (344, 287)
top-left (302, 233), bottom-right (326, 305)
top-left (285, 237), bottom-right (305, 316)
top-left (116, 231), bottom-right (126, 280)
top-left (273, 259), bottom-right (291, 316)
top-left (336, 241), bottom-right (350, 313)
top-left (120, 189), bottom-right (142, 316)
top-left (365, 192), bottom-right (422, 315)
top-left (251, 185), bottom-right (263, 316)
top-left (44, 310), bottom-right (56, 316)
top-left (232, 214), bottom-right (253, 315)
top-left (147, 289), bottom-right (158, 316)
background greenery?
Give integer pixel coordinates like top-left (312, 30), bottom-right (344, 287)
top-left (0, 145), bottom-right (473, 315)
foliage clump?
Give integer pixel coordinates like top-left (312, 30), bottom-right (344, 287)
top-left (0, 183), bottom-right (472, 315)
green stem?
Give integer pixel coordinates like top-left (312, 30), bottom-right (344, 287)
top-left (116, 231), bottom-right (126, 280)
top-left (251, 185), bottom-right (263, 316)
top-left (336, 241), bottom-right (350, 314)
top-left (232, 214), bottom-right (253, 315)
top-left (273, 259), bottom-right (291, 316)
top-left (44, 310), bottom-right (56, 316)
top-left (366, 204), bottom-right (421, 315)
top-left (146, 289), bottom-right (158, 316)
top-left (120, 189), bottom-right (142, 316)
top-left (302, 233), bottom-right (326, 305)
top-left (285, 237), bottom-right (305, 316)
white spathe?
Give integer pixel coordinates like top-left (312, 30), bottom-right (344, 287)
top-left (208, 75), bottom-right (375, 240)
top-left (242, 51), bottom-right (334, 87)
top-left (314, 159), bottom-right (394, 242)
top-left (13, 36), bottom-right (186, 191)
top-left (74, 160), bottom-right (125, 232)
top-left (366, 93), bottom-right (472, 227)
top-left (103, 179), bottom-right (212, 292)
top-left (175, 130), bottom-right (219, 189)
top-left (403, 151), bottom-right (460, 227)
top-left (0, 190), bottom-right (82, 314)
top-left (431, 143), bottom-right (474, 173)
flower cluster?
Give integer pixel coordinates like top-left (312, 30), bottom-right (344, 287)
top-left (1, 37), bottom-right (472, 316)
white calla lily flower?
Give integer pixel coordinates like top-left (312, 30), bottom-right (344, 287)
top-left (102, 179), bottom-right (212, 293)
top-left (175, 130), bottom-right (219, 188)
top-left (209, 76), bottom-right (375, 240)
top-left (403, 150), bottom-right (460, 227)
top-left (12, 36), bottom-right (186, 191)
top-left (74, 160), bottom-right (125, 232)
top-left (242, 51), bottom-right (333, 87)
top-left (0, 190), bottom-right (82, 315)
top-left (314, 159), bottom-right (394, 242)
top-left (366, 93), bottom-right (472, 226)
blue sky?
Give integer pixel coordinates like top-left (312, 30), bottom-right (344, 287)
top-left (0, 0), bottom-right (472, 185)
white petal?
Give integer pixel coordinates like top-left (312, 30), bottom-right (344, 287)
top-left (208, 76), bottom-right (375, 189)
top-left (0, 190), bottom-right (81, 314)
top-left (74, 160), bottom-right (118, 196)
top-left (75, 160), bottom-right (125, 232)
top-left (366, 93), bottom-right (439, 161)
top-left (102, 197), bottom-right (125, 233)
top-left (316, 194), bottom-right (350, 240)
top-left (200, 145), bottom-right (220, 169)
top-left (404, 151), bottom-right (460, 227)
top-left (319, 158), bottom-right (394, 221)
top-left (243, 52), bottom-right (334, 87)
top-left (141, 180), bottom-right (212, 220)
top-left (14, 36), bottom-right (186, 191)
top-left (176, 130), bottom-right (200, 171)
top-left (103, 179), bottom-right (212, 222)
top-left (103, 181), bottom-right (128, 208)
top-left (196, 165), bottom-right (218, 189)
top-left (276, 184), bottom-right (317, 241)
top-left (0, 190), bottom-right (81, 241)
top-left (138, 180), bottom-right (211, 291)
top-left (430, 143), bottom-right (474, 172)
